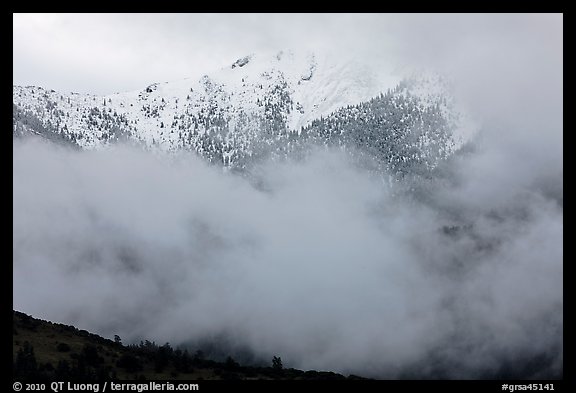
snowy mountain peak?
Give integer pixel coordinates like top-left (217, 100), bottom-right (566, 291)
top-left (13, 49), bottom-right (470, 176)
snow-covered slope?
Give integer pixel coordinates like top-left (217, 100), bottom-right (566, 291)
top-left (13, 50), bottom-right (394, 151)
top-left (399, 71), bottom-right (479, 151)
top-left (13, 50), bottom-right (474, 177)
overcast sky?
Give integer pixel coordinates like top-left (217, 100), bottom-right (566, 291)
top-left (14, 13), bottom-right (562, 96)
top-left (13, 13), bottom-right (395, 95)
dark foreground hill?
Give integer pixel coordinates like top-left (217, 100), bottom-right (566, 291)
top-left (12, 310), bottom-right (366, 381)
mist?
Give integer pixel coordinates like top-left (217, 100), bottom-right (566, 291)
top-left (13, 133), bottom-right (562, 378)
top-left (13, 13), bottom-right (562, 378)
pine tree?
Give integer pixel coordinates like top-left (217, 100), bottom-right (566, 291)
top-left (272, 356), bottom-right (283, 371)
top-left (14, 342), bottom-right (38, 378)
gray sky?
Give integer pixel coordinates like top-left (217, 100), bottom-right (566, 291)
top-left (13, 13), bottom-right (561, 96)
top-left (13, 13), bottom-right (397, 95)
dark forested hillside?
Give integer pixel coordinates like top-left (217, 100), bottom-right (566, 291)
top-left (12, 311), bottom-right (365, 381)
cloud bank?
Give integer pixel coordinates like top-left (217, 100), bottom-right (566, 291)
top-left (13, 137), bottom-right (562, 378)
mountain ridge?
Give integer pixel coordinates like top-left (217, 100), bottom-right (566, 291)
top-left (13, 50), bottom-right (471, 178)
top-left (13, 309), bottom-right (367, 381)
